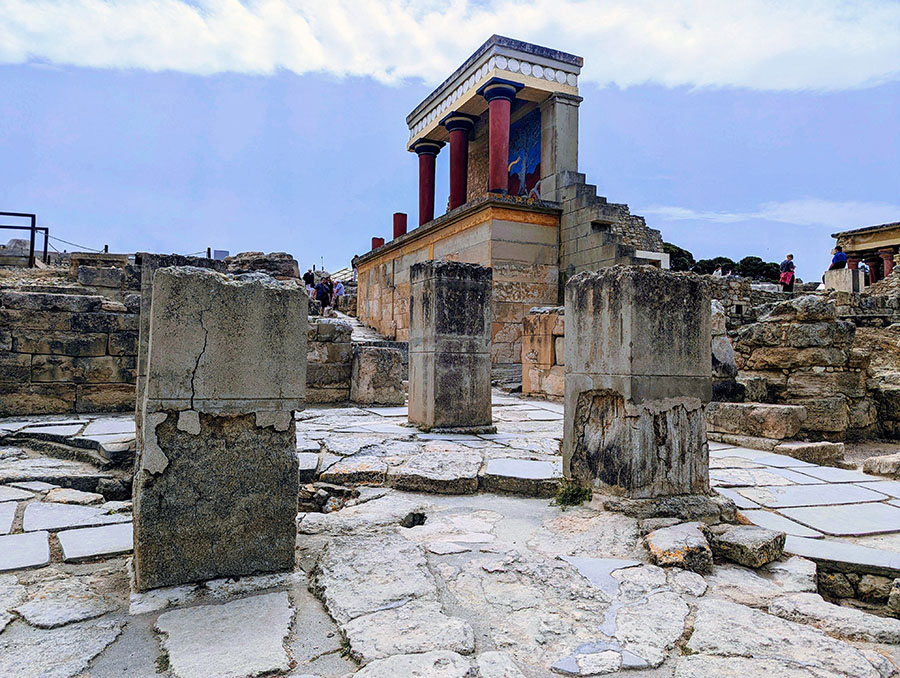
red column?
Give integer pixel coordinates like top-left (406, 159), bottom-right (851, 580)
top-left (847, 254), bottom-right (860, 269)
top-left (880, 248), bottom-right (896, 277)
top-left (392, 212), bottom-right (407, 239)
top-left (441, 113), bottom-right (477, 210)
top-left (477, 78), bottom-right (523, 194)
top-left (412, 141), bottom-right (443, 226)
top-left (865, 255), bottom-right (881, 284)
top-left (371, 237), bottom-right (385, 250)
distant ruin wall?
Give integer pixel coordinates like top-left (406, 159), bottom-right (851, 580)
top-left (521, 306), bottom-right (565, 398)
top-left (0, 291), bottom-right (139, 416)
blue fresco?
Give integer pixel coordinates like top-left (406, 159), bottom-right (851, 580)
top-left (508, 108), bottom-right (541, 198)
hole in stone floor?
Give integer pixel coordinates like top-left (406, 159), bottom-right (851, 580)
top-left (400, 512), bottom-right (426, 528)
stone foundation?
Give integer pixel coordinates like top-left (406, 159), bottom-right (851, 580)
top-left (350, 345), bottom-right (405, 406)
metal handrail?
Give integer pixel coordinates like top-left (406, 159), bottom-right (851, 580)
top-left (0, 212), bottom-right (49, 267)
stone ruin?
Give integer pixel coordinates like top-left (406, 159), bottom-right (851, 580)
top-left (133, 267), bottom-right (305, 590)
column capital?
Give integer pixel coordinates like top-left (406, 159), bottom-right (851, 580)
top-left (476, 77), bottom-right (524, 103)
top-left (411, 139), bottom-right (444, 156)
top-left (440, 111), bottom-right (479, 133)
top-left (543, 91), bottom-right (584, 107)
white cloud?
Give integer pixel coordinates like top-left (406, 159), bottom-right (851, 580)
top-left (0, 0), bottom-right (899, 90)
top-left (641, 198), bottom-right (900, 231)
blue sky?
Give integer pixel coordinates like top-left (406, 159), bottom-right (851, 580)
top-left (1, 1), bottom-right (899, 280)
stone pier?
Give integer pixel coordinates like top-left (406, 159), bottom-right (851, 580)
top-left (563, 266), bottom-right (712, 500)
top-left (408, 260), bottom-right (493, 431)
top-left (132, 267), bottom-right (306, 591)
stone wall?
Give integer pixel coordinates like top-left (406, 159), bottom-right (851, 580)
top-left (732, 295), bottom-right (876, 440)
top-left (521, 306), bottom-right (565, 398)
top-left (705, 277), bottom-right (786, 333)
top-left (307, 319), bottom-right (353, 403)
top-left (0, 290), bottom-right (138, 416)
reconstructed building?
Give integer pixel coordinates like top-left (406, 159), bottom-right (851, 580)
top-left (352, 36), bottom-right (668, 373)
top-left (833, 221), bottom-right (900, 284)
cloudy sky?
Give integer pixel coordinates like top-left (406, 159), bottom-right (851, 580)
top-left (1, 0), bottom-right (898, 278)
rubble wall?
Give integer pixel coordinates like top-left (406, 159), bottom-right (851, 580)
top-left (0, 290), bottom-right (138, 416)
top-left (732, 295), bottom-right (876, 440)
top-left (307, 319), bottom-right (353, 403)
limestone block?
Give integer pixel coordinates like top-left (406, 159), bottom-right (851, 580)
top-left (521, 332), bottom-right (554, 367)
top-left (564, 266), bottom-right (712, 404)
top-left (705, 402), bottom-right (807, 439)
top-left (710, 299), bottom-right (727, 336)
top-left (863, 452), bottom-right (900, 478)
top-left (706, 524), bottom-right (785, 568)
top-left (785, 370), bottom-right (864, 399)
top-left (568, 390), bottom-right (709, 498)
top-left (711, 335), bottom-right (737, 379)
top-left (143, 267), bottom-right (306, 414)
top-left (824, 268), bottom-right (866, 293)
top-left (350, 346), bottom-right (404, 406)
top-left (644, 522), bottom-right (713, 574)
top-left (31, 355), bottom-right (135, 384)
top-left (72, 311), bottom-right (137, 333)
top-left (408, 261), bottom-right (492, 430)
top-left (0, 291), bottom-right (103, 313)
top-left (784, 321), bottom-right (855, 350)
top-left (0, 384), bottom-right (76, 416)
top-left (77, 265), bottom-right (124, 288)
top-left (108, 331), bottom-right (138, 356)
top-left (0, 354), bottom-right (31, 382)
top-left (224, 251), bottom-right (300, 278)
top-left (12, 331), bottom-right (107, 357)
top-left (75, 384), bottom-right (134, 413)
top-left (759, 295), bottom-right (836, 323)
top-left (792, 397), bottom-right (849, 433)
top-left (773, 441), bottom-right (845, 466)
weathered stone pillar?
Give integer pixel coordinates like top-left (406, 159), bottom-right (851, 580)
top-left (477, 78), bottom-right (523, 193)
top-left (563, 266), bottom-right (712, 500)
top-left (408, 260), bottom-right (492, 431)
top-left (133, 267), bottom-right (306, 591)
top-left (441, 112), bottom-right (478, 210)
top-left (412, 140), bottom-right (443, 226)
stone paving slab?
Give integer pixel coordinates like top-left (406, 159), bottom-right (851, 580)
top-left (9, 481), bottom-right (57, 493)
top-left (362, 406), bottom-right (409, 417)
top-left (858, 480), bottom-right (900, 498)
top-left (784, 535), bottom-right (900, 577)
top-left (710, 468), bottom-right (815, 488)
top-left (18, 423), bottom-right (86, 437)
top-left (796, 467), bottom-right (879, 483)
top-left (0, 502), bottom-right (16, 535)
top-left (155, 592), bottom-right (294, 678)
top-left (0, 485), bottom-right (34, 501)
top-left (58, 522), bottom-right (134, 561)
top-left (737, 483), bottom-right (888, 508)
top-left (709, 442), bottom-right (737, 451)
top-left (22, 502), bottom-right (131, 532)
top-left (740, 509), bottom-right (824, 538)
top-left (714, 487), bottom-right (760, 509)
top-left (80, 417), bottom-right (135, 436)
top-left (479, 458), bottom-right (562, 497)
top-left (0, 531), bottom-right (50, 572)
top-left (753, 453), bottom-right (817, 468)
top-left (781, 502), bottom-right (900, 536)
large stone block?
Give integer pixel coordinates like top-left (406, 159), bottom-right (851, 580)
top-left (563, 266), bottom-right (712, 497)
top-left (564, 266), bottom-right (712, 403)
top-left (75, 384), bottom-right (134, 413)
top-left (12, 331), bottom-right (108, 357)
top-left (132, 267), bottom-right (304, 590)
top-left (408, 261), bottom-right (492, 430)
top-left (77, 265), bottom-right (124, 288)
top-left (0, 383), bottom-right (76, 416)
top-left (0, 291), bottom-right (103, 313)
top-left (350, 345), bottom-right (405, 406)
top-left (31, 355), bottom-right (135, 384)
top-left (705, 402), bottom-right (807, 439)
top-left (825, 268), bottom-right (866, 293)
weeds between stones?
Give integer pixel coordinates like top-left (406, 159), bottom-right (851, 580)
top-left (552, 479), bottom-right (593, 510)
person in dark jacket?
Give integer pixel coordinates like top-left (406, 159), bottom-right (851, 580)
top-left (829, 246), bottom-right (848, 270)
top-left (779, 254), bottom-right (796, 292)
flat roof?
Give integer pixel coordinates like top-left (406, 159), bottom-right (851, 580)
top-left (832, 221), bottom-right (900, 238)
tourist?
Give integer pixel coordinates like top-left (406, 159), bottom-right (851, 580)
top-left (779, 253), bottom-right (796, 292)
top-left (315, 279), bottom-right (330, 310)
top-left (333, 279), bottom-right (345, 306)
top-left (303, 268), bottom-right (315, 298)
top-left (712, 266), bottom-right (723, 277)
top-left (829, 246), bottom-right (848, 270)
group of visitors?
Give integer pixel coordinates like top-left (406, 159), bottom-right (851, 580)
top-left (302, 268), bottom-right (344, 310)
top-left (779, 246), bottom-right (862, 292)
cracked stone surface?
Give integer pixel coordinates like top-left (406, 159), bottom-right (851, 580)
top-left (155, 591), bottom-right (293, 678)
top-left (0, 617), bottom-right (124, 678)
top-left (13, 573), bottom-right (118, 628)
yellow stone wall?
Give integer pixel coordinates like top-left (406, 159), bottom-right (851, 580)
top-left (356, 203), bottom-right (560, 366)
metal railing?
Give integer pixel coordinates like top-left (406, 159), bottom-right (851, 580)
top-left (0, 212), bottom-right (49, 267)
